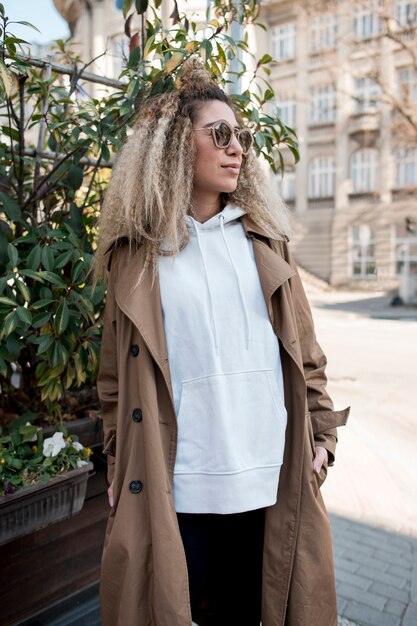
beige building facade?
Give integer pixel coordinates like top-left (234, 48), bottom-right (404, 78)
top-left (53, 0), bottom-right (417, 291)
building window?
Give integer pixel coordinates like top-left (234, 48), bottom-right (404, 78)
top-left (309, 85), bottom-right (336, 124)
top-left (395, 147), bottom-right (417, 187)
top-left (395, 0), bottom-right (417, 27)
top-left (395, 223), bottom-right (417, 274)
top-left (308, 157), bottom-right (335, 198)
top-left (270, 24), bottom-right (296, 61)
top-left (274, 169), bottom-right (296, 201)
top-left (350, 149), bottom-right (378, 192)
top-left (398, 67), bottom-right (417, 103)
top-left (352, 1), bottom-right (381, 39)
top-left (275, 98), bottom-right (297, 129)
top-left (310, 13), bottom-right (338, 53)
top-left (350, 225), bottom-right (377, 278)
top-left (353, 77), bottom-right (380, 112)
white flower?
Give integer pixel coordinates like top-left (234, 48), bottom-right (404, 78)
top-left (77, 459), bottom-right (88, 468)
top-left (43, 432), bottom-right (68, 458)
top-left (71, 441), bottom-right (84, 452)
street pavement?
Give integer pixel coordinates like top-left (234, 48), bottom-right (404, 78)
top-left (307, 286), bottom-right (417, 626)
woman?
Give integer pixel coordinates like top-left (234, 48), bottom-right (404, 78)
top-left (95, 58), bottom-right (349, 626)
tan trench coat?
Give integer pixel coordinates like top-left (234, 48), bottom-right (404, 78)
top-left (97, 214), bottom-right (349, 626)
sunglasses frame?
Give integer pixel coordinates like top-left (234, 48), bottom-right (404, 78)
top-left (193, 119), bottom-right (253, 156)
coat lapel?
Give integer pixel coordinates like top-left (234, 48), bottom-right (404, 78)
top-left (241, 215), bottom-right (296, 320)
top-left (113, 244), bottom-right (174, 406)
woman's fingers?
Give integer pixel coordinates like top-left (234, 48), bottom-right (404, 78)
top-left (108, 481), bottom-right (114, 507)
top-left (313, 446), bottom-right (328, 474)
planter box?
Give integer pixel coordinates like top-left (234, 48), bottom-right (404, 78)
top-left (0, 462), bottom-right (93, 546)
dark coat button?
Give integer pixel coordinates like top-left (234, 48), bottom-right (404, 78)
top-left (129, 480), bottom-right (143, 494)
top-left (132, 408), bottom-right (142, 423)
top-left (130, 344), bottom-right (139, 357)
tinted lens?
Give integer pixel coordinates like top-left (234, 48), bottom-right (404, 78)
top-left (213, 122), bottom-right (233, 147)
top-left (238, 129), bottom-right (253, 153)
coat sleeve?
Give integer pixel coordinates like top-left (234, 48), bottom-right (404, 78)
top-left (97, 252), bottom-right (118, 484)
top-left (284, 242), bottom-right (349, 466)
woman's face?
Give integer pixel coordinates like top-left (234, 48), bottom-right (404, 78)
top-left (192, 100), bottom-right (243, 197)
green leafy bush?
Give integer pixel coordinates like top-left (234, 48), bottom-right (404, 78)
top-left (0, 1), bottom-right (299, 426)
top-left (0, 421), bottom-right (91, 496)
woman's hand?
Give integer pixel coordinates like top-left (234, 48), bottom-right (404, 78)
top-left (313, 446), bottom-right (328, 474)
top-left (108, 481), bottom-right (114, 507)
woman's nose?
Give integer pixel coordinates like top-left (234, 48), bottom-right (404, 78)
top-left (227, 133), bottom-right (243, 156)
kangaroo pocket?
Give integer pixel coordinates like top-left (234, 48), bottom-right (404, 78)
top-left (175, 369), bottom-right (287, 474)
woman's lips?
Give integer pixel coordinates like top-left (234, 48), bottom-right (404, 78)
top-left (222, 165), bottom-right (240, 175)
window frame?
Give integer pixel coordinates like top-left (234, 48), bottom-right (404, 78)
top-left (270, 23), bottom-right (296, 61)
top-left (350, 149), bottom-right (379, 193)
top-left (309, 84), bottom-right (336, 124)
top-left (308, 157), bottom-right (336, 198)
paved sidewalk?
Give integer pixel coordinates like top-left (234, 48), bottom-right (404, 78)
top-left (331, 515), bottom-right (417, 626)
top-left (305, 284), bottom-right (417, 626)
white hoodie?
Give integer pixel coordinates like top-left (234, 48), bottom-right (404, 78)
top-left (158, 204), bottom-right (287, 514)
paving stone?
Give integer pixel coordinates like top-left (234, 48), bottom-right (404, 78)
top-left (333, 541), bottom-right (376, 560)
top-left (335, 568), bottom-right (373, 591)
top-left (343, 553), bottom-right (390, 573)
top-left (357, 534), bottom-right (411, 555)
top-left (388, 564), bottom-right (413, 579)
top-left (369, 581), bottom-right (409, 604)
top-left (355, 565), bottom-right (407, 590)
top-left (374, 549), bottom-right (413, 565)
top-left (336, 582), bottom-right (386, 610)
top-left (384, 598), bottom-right (407, 617)
top-left (403, 602), bottom-right (417, 626)
top-left (333, 544), bottom-right (347, 557)
top-left (337, 598), bottom-right (348, 615)
top-left (338, 618), bottom-right (360, 626)
top-left (343, 601), bottom-right (401, 626)
top-left (334, 557), bottom-right (360, 574)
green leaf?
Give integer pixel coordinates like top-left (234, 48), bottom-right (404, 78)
top-left (31, 298), bottom-right (55, 310)
top-left (19, 424), bottom-right (39, 443)
top-left (32, 311), bottom-right (51, 329)
top-left (0, 61), bottom-right (12, 97)
top-left (258, 54), bottom-right (272, 65)
top-left (15, 279), bottom-right (31, 302)
top-left (199, 39), bottom-right (212, 62)
top-left (123, 0), bottom-right (133, 18)
top-left (6, 334), bottom-right (21, 359)
top-left (55, 250), bottom-right (73, 269)
top-left (67, 164), bottom-right (84, 191)
top-left (55, 300), bottom-right (69, 335)
top-left (0, 193), bottom-right (23, 222)
top-left (41, 246), bottom-right (55, 271)
top-left (1, 311), bottom-right (18, 337)
top-left (0, 296), bottom-right (17, 306)
top-left (26, 245), bottom-right (42, 270)
top-left (16, 306), bottom-right (32, 325)
top-left (14, 21), bottom-right (41, 33)
top-left (37, 333), bottom-right (54, 355)
top-left (135, 0), bottom-right (148, 14)
top-left (40, 271), bottom-right (67, 288)
top-left (101, 142), bottom-right (110, 163)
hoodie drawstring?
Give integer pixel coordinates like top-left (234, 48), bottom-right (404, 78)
top-left (219, 215), bottom-right (251, 350)
top-left (193, 225), bottom-right (220, 355)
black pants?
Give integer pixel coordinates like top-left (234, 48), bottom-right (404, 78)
top-left (177, 508), bottom-right (265, 626)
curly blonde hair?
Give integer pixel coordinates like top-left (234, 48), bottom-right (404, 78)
top-left (94, 57), bottom-right (292, 282)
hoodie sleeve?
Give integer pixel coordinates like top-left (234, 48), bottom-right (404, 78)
top-left (281, 241), bottom-right (349, 466)
top-left (97, 251), bottom-right (118, 484)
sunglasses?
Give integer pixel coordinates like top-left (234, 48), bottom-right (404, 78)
top-left (193, 119), bottom-right (253, 156)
